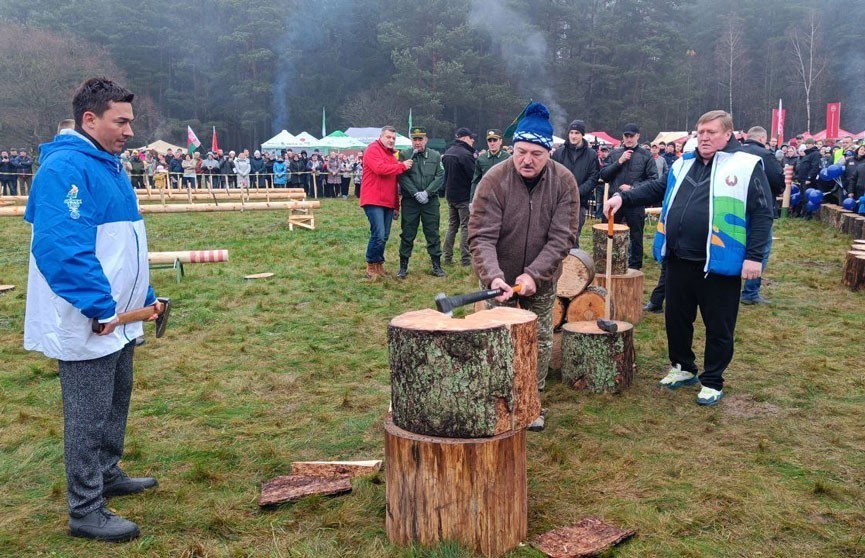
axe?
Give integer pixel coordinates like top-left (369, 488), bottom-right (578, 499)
top-left (434, 285), bottom-right (522, 316)
top-left (91, 297), bottom-right (171, 338)
top-left (597, 200), bottom-right (618, 335)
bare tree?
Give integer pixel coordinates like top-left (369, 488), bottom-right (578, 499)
top-left (789, 10), bottom-right (827, 133)
top-left (716, 14), bottom-right (745, 118)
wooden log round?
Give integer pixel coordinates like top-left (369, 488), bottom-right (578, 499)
top-left (842, 252), bottom-right (865, 291)
top-left (841, 212), bottom-right (859, 236)
top-left (560, 320), bottom-right (635, 394)
top-left (594, 268), bottom-right (645, 325)
top-left (853, 217), bottom-right (865, 240)
top-left (388, 307), bottom-right (539, 438)
top-left (556, 249), bottom-right (595, 298)
top-left (592, 223), bottom-right (630, 276)
top-left (553, 296), bottom-right (567, 329)
top-left (384, 417), bottom-right (527, 558)
top-left (565, 285), bottom-right (611, 324)
top-left (853, 239), bottom-right (865, 247)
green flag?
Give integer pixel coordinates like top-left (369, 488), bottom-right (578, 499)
top-left (503, 99), bottom-right (533, 141)
top-left (321, 107), bottom-right (326, 137)
top-left (408, 108), bottom-right (412, 136)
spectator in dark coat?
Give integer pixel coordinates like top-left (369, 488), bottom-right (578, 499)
top-left (797, 138), bottom-right (821, 187)
top-left (250, 150), bottom-right (265, 188)
top-left (442, 127), bottom-right (477, 266)
top-left (552, 119), bottom-right (600, 248)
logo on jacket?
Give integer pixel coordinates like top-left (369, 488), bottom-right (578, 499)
top-left (725, 175), bottom-right (738, 187)
top-left (64, 185), bottom-right (82, 220)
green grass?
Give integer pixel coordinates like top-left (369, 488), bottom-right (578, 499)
top-left (1, 199), bottom-right (864, 557)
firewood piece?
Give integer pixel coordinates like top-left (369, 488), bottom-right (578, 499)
top-left (565, 285), bottom-right (610, 324)
top-left (853, 239), bottom-right (865, 246)
top-left (556, 249), bottom-right (595, 298)
top-left (0, 284), bottom-right (14, 293)
top-left (384, 417), bottom-right (527, 558)
top-left (244, 272), bottom-right (275, 280)
top-left (388, 307), bottom-right (539, 437)
top-left (561, 320), bottom-right (635, 393)
top-left (842, 251), bottom-right (865, 291)
top-left (841, 212), bottom-right (859, 235)
top-left (551, 331), bottom-right (563, 371)
top-left (853, 217), bottom-right (865, 240)
top-left (592, 223), bottom-right (629, 276)
top-left (259, 474), bottom-right (351, 506)
top-left (594, 268), bottom-right (645, 325)
top-left (553, 296), bottom-right (567, 329)
top-left (534, 517), bottom-right (636, 558)
top-left (291, 460), bottom-right (382, 478)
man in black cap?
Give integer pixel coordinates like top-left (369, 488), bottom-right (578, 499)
top-left (552, 119), bottom-right (600, 247)
top-left (397, 127), bottom-right (446, 278)
top-left (599, 123), bottom-right (658, 269)
top-left (442, 127), bottom-right (477, 266)
top-left (470, 129), bottom-right (510, 204)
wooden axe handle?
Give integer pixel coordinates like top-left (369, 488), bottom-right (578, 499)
top-left (91, 303), bottom-right (160, 334)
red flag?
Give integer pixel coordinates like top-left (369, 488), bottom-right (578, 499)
top-left (211, 126), bottom-right (219, 153)
top-left (771, 102), bottom-right (785, 144)
top-left (826, 103), bottom-right (841, 139)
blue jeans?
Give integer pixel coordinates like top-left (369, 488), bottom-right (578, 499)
top-left (741, 224), bottom-right (773, 300)
top-left (364, 205), bottom-right (394, 263)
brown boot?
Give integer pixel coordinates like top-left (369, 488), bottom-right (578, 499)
top-left (375, 262), bottom-right (387, 277)
top-left (365, 263), bottom-right (378, 279)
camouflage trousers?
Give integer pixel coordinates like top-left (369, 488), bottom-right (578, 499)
top-left (486, 281), bottom-right (556, 390)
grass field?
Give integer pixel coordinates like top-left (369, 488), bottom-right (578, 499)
top-left (1, 198), bottom-right (863, 557)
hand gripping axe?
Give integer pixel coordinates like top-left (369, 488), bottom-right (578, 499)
top-left (434, 285), bottom-right (522, 316)
top-left (91, 297), bottom-right (172, 338)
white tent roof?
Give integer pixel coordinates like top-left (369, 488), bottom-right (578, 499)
top-left (318, 135), bottom-right (366, 150)
top-left (137, 139), bottom-right (185, 155)
top-left (261, 130), bottom-right (297, 149)
top-left (394, 133), bottom-right (411, 148)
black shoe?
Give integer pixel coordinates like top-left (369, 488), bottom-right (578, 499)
top-left (69, 507), bottom-right (140, 542)
top-left (396, 257), bottom-right (409, 279)
top-left (431, 256), bottom-right (446, 277)
top-left (643, 302), bottom-right (663, 314)
top-left (102, 473), bottom-right (158, 498)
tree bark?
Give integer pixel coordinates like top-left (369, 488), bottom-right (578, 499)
top-left (384, 417), bottom-right (527, 558)
top-left (592, 224), bottom-right (629, 276)
top-left (553, 296), bottom-right (567, 329)
top-left (388, 307), bottom-right (539, 438)
top-left (594, 269), bottom-right (645, 326)
top-left (556, 248), bottom-right (595, 298)
top-left (842, 251), bottom-right (865, 291)
top-left (560, 320), bottom-right (635, 394)
top-left (841, 212), bottom-right (858, 235)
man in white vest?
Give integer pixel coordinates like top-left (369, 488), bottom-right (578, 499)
top-left (604, 110), bottom-right (773, 406)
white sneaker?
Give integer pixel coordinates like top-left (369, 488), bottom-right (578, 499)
top-left (696, 386), bottom-right (724, 406)
top-left (658, 364), bottom-right (699, 389)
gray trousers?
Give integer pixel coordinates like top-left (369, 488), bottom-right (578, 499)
top-left (443, 200), bottom-right (470, 265)
top-left (59, 343), bottom-right (135, 517)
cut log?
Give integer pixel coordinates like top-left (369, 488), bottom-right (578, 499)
top-left (565, 285), bottom-right (610, 324)
top-left (534, 517), bottom-right (636, 558)
top-left (594, 269), bottom-right (645, 326)
top-left (148, 249), bottom-right (229, 265)
top-left (818, 204), bottom-right (833, 224)
top-left (853, 217), bottom-right (865, 240)
top-left (259, 474), bottom-right (351, 506)
top-left (556, 249), bottom-right (595, 298)
top-left (0, 284), bottom-right (14, 293)
top-left (592, 223), bottom-right (630, 276)
top-left (291, 460), bottom-right (382, 478)
top-left (841, 212), bottom-right (859, 236)
top-left (842, 251), bottom-right (865, 291)
top-left (384, 417), bottom-right (527, 558)
top-left (553, 297), bottom-right (567, 329)
top-left (560, 320), bottom-right (635, 394)
top-left (853, 239), bottom-right (865, 246)
top-left (388, 307), bottom-right (539, 437)
top-left (551, 331), bottom-right (562, 371)
top-left (140, 191), bottom-right (306, 201)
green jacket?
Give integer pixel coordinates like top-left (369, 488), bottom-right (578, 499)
top-left (398, 147), bottom-right (444, 196)
top-left (470, 149), bottom-right (510, 201)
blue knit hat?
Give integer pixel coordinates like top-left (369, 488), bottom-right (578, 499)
top-left (513, 102), bottom-right (553, 149)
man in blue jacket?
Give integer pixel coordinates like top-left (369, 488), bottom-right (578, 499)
top-left (24, 77), bottom-right (162, 542)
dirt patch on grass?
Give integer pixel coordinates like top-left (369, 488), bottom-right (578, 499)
top-left (722, 394), bottom-right (787, 419)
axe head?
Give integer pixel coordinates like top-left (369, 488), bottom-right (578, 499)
top-left (434, 292), bottom-right (454, 316)
top-left (154, 297), bottom-right (171, 338)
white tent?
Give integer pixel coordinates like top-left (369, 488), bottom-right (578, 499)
top-left (286, 131), bottom-right (319, 149)
top-left (261, 130), bottom-right (297, 150)
top-left (394, 133), bottom-right (412, 149)
top-left (344, 127), bottom-right (411, 149)
top-left (137, 139), bottom-right (185, 155)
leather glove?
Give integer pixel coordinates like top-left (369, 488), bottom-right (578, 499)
top-left (414, 191), bottom-right (429, 204)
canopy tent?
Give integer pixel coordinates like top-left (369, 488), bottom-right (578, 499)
top-left (137, 139), bottom-right (185, 155)
top-left (261, 130), bottom-right (297, 150)
top-left (552, 135), bottom-right (566, 146)
top-left (589, 131), bottom-right (621, 147)
top-left (651, 131), bottom-right (689, 145)
top-left (394, 133), bottom-right (412, 149)
top-left (806, 128), bottom-right (855, 141)
top-left (318, 130), bottom-right (367, 150)
top-left (344, 127), bottom-right (411, 148)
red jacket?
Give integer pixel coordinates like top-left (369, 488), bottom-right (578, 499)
top-left (359, 139), bottom-right (405, 209)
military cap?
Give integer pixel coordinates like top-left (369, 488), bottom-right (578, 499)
top-left (410, 126), bottom-right (427, 138)
top-left (486, 129), bottom-right (503, 140)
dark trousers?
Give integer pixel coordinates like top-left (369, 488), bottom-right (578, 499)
top-left (1, 178), bottom-right (17, 196)
top-left (341, 176), bottom-right (350, 197)
top-left (665, 255), bottom-right (741, 391)
top-left (602, 206), bottom-right (645, 269)
top-left (399, 195), bottom-right (442, 259)
top-left (443, 200), bottom-right (471, 265)
top-left (59, 343), bottom-right (135, 516)
top-left (649, 258), bottom-right (667, 307)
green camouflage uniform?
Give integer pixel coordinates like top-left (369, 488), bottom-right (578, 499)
top-left (398, 147), bottom-right (444, 259)
top-left (470, 149), bottom-right (510, 202)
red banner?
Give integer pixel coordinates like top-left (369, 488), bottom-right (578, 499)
top-left (211, 126), bottom-right (219, 154)
top-left (826, 102), bottom-right (841, 139)
top-left (771, 108), bottom-right (786, 144)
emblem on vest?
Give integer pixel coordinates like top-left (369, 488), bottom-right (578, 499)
top-left (64, 185), bottom-right (82, 220)
top-left (725, 175), bottom-right (738, 187)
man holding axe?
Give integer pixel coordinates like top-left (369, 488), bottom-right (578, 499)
top-left (23, 77), bottom-right (166, 542)
top-left (469, 101), bottom-right (580, 431)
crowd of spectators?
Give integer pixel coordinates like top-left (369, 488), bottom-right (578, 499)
top-left (0, 148), bottom-right (35, 196)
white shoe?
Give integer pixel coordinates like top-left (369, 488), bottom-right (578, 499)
top-left (696, 386), bottom-right (724, 406)
top-left (658, 364), bottom-right (699, 389)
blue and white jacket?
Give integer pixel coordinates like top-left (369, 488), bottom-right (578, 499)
top-left (24, 131), bottom-right (156, 361)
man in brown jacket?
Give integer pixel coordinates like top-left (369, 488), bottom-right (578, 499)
top-left (469, 102), bottom-right (579, 431)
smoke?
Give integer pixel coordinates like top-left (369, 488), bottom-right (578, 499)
top-left (468, 0), bottom-right (567, 134)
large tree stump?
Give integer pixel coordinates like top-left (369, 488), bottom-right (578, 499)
top-left (565, 285), bottom-right (610, 324)
top-left (388, 307), bottom-right (539, 438)
top-left (556, 249), bottom-right (595, 298)
top-left (852, 217), bottom-right (865, 240)
top-left (841, 212), bottom-right (859, 236)
top-left (560, 321), bottom-right (635, 393)
top-left (384, 417), bottom-right (527, 558)
top-left (594, 269), bottom-right (645, 325)
top-left (592, 224), bottom-right (630, 276)
top-left (842, 251), bottom-right (865, 291)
